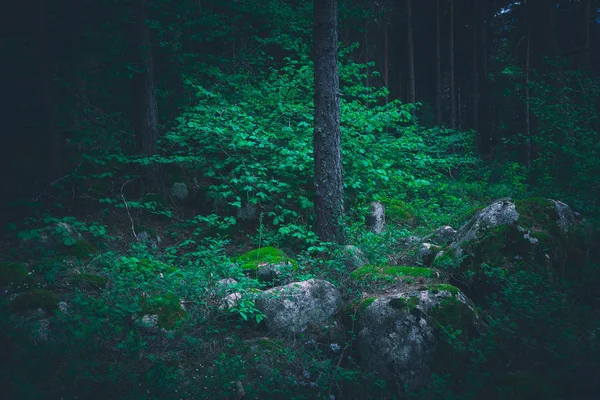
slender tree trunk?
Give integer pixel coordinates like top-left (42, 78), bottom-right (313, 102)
top-left (313, 0), bottom-right (345, 244)
top-left (406, 0), bottom-right (416, 106)
top-left (525, 29), bottom-right (532, 170)
top-left (576, 0), bottom-right (592, 70)
top-left (449, 0), bottom-right (457, 129)
top-left (436, 0), bottom-right (442, 125)
top-left (364, 18), bottom-right (369, 93)
top-left (458, 85), bottom-right (462, 130)
top-left (478, 3), bottom-right (491, 155)
top-left (384, 20), bottom-right (389, 105)
top-left (37, 0), bottom-right (61, 183)
top-left (472, 0), bottom-right (479, 131)
top-left (132, 0), bottom-right (160, 189)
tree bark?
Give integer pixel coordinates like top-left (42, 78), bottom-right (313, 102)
top-left (37, 0), bottom-right (61, 183)
top-left (576, 0), bottom-right (591, 70)
top-left (449, 0), bottom-right (457, 129)
top-left (313, 0), bottom-right (345, 244)
top-left (132, 0), bottom-right (160, 190)
top-left (525, 29), bottom-right (532, 169)
top-left (435, 0), bottom-right (442, 125)
top-left (472, 0), bottom-right (479, 131)
top-left (478, 2), bottom-right (491, 155)
top-left (384, 18), bottom-right (389, 105)
top-left (406, 0), bottom-right (416, 105)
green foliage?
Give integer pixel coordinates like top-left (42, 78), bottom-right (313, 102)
top-left (350, 265), bottom-right (433, 281)
top-left (9, 289), bottom-right (60, 313)
top-left (0, 261), bottom-right (29, 289)
top-left (68, 273), bottom-right (109, 290)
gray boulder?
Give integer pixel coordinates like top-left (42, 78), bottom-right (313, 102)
top-left (434, 197), bottom-right (582, 265)
top-left (418, 243), bottom-right (442, 265)
top-left (237, 203), bottom-right (258, 221)
top-left (357, 285), bottom-right (479, 392)
top-left (341, 245), bottom-right (369, 270)
top-left (423, 225), bottom-right (457, 246)
top-left (366, 201), bottom-right (386, 234)
top-left (256, 279), bottom-right (341, 335)
top-left (171, 182), bottom-right (189, 201)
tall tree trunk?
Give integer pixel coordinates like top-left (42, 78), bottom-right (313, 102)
top-left (132, 0), bottom-right (159, 190)
top-left (406, 0), bottom-right (416, 106)
top-left (525, 29), bottom-right (532, 169)
top-left (435, 0), bottom-right (442, 125)
top-left (313, 0), bottom-right (345, 244)
top-left (384, 20), bottom-right (389, 105)
top-left (37, 0), bottom-right (61, 183)
top-left (478, 2), bottom-right (491, 155)
top-left (449, 0), bottom-right (457, 129)
top-left (576, 0), bottom-right (592, 70)
top-left (472, 0), bottom-right (479, 131)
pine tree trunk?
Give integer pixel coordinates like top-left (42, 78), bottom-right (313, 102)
top-left (436, 0), bottom-right (442, 125)
top-left (132, 0), bottom-right (160, 190)
top-left (525, 30), bottom-right (532, 170)
top-left (37, 0), bottom-right (61, 183)
top-left (449, 0), bottom-right (457, 129)
top-left (576, 0), bottom-right (591, 70)
top-left (472, 0), bottom-right (479, 131)
top-left (478, 3), bottom-right (491, 156)
top-left (313, 0), bottom-right (345, 244)
top-left (406, 0), bottom-right (416, 106)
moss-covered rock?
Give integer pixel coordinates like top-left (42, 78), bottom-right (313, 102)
top-left (432, 198), bottom-right (597, 296)
top-left (428, 293), bottom-right (480, 378)
top-left (234, 247), bottom-right (297, 284)
top-left (69, 273), bottom-right (109, 290)
top-left (140, 293), bottom-right (187, 330)
top-left (357, 286), bottom-right (480, 392)
top-left (62, 240), bottom-right (99, 259)
top-left (381, 199), bottom-right (417, 226)
top-left (0, 261), bottom-right (30, 289)
top-left (350, 265), bottom-right (433, 281)
top-left (235, 247), bottom-right (288, 270)
top-left (9, 289), bottom-right (60, 313)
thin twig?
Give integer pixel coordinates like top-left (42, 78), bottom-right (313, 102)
top-left (121, 178), bottom-right (141, 241)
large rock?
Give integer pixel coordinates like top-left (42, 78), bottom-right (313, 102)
top-left (256, 279), bottom-right (341, 335)
top-left (234, 247), bottom-right (296, 286)
top-left (366, 201), bottom-right (386, 233)
top-left (433, 197), bottom-right (593, 289)
top-left (341, 245), bottom-right (369, 270)
top-left (171, 182), bottom-right (189, 201)
top-left (357, 285), bottom-right (480, 392)
top-left (422, 225), bottom-right (457, 246)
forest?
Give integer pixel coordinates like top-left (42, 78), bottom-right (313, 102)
top-left (0, 0), bottom-right (599, 399)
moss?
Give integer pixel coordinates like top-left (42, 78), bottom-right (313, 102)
top-left (234, 247), bottom-right (294, 273)
top-left (350, 265), bottom-right (433, 280)
top-left (69, 273), bottom-right (108, 290)
top-left (427, 284), bottom-right (460, 296)
top-left (515, 198), bottom-right (558, 232)
top-left (0, 261), bottom-right (29, 288)
top-left (381, 199), bottom-right (417, 226)
top-left (432, 247), bottom-right (459, 267)
top-left (388, 296), bottom-right (419, 312)
top-left (10, 289), bottom-right (60, 313)
top-left (358, 297), bottom-right (377, 313)
top-left (140, 293), bottom-right (187, 330)
top-left (63, 240), bottom-right (98, 259)
top-left (429, 296), bottom-right (478, 377)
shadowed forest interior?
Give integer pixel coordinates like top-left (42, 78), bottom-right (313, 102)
top-left (0, 0), bottom-right (599, 399)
